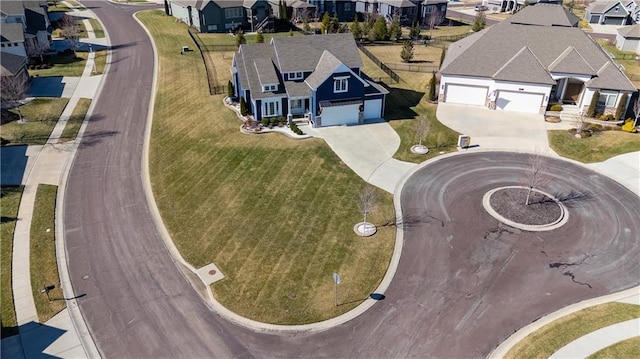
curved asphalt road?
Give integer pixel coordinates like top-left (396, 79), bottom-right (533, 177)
top-left (65, 2), bottom-right (640, 358)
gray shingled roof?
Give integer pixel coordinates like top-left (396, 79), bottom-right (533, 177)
top-left (378, 0), bottom-right (417, 8)
top-left (0, 1), bottom-right (25, 16)
top-left (271, 33), bottom-right (362, 73)
top-left (618, 23), bottom-right (640, 38)
top-left (285, 81), bottom-right (312, 97)
top-left (587, 62), bottom-right (636, 91)
top-left (585, 0), bottom-right (623, 14)
top-left (493, 46), bottom-right (555, 85)
top-left (236, 42), bottom-right (279, 100)
top-left (1, 23), bottom-right (25, 43)
top-left (440, 20), bottom-right (635, 91)
top-left (507, 4), bottom-right (579, 27)
top-left (305, 50), bottom-right (345, 90)
top-left (254, 57), bottom-right (279, 85)
top-left (548, 47), bottom-right (596, 75)
top-left (0, 51), bottom-right (27, 76)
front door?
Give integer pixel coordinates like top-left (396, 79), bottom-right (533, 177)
top-left (563, 81), bottom-right (583, 104)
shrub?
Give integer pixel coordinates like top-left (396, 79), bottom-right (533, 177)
top-left (240, 97), bottom-right (248, 115)
top-left (227, 80), bottom-right (234, 98)
top-left (428, 71), bottom-right (437, 102)
top-left (270, 117), bottom-right (278, 125)
top-left (622, 119), bottom-right (637, 133)
top-left (289, 121), bottom-right (303, 135)
top-left (261, 118), bottom-right (269, 126)
top-left (278, 116), bottom-right (286, 124)
top-left (587, 90), bottom-right (599, 118)
top-left (599, 114), bottom-right (615, 121)
top-left (615, 93), bottom-right (628, 120)
top-left (549, 104), bottom-right (563, 112)
top-left (400, 40), bottom-right (414, 63)
top-left (587, 123), bottom-right (602, 132)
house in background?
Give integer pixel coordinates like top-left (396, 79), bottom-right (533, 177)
top-left (167, 0), bottom-right (272, 33)
top-left (353, 0), bottom-right (447, 25)
top-left (616, 23), bottom-right (640, 52)
top-left (307, 0), bottom-right (357, 21)
top-left (439, 4), bottom-right (635, 117)
top-left (585, 0), bottom-right (636, 26)
top-left (1, 0), bottom-right (53, 57)
top-left (232, 33), bottom-right (388, 127)
top-left (486, 0), bottom-right (561, 13)
top-left (1, 22), bottom-right (27, 57)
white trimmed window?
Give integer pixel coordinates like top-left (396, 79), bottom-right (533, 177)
top-left (263, 84), bottom-right (277, 92)
top-left (263, 100), bottom-right (280, 117)
top-left (334, 76), bottom-right (349, 93)
top-left (225, 8), bottom-right (243, 19)
top-left (289, 72), bottom-right (303, 80)
top-left (598, 91), bottom-right (618, 107)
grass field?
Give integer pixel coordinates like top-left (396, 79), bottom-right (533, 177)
top-left (198, 30), bottom-right (301, 47)
top-left (30, 185), bottom-right (65, 323)
top-left (0, 186), bottom-right (24, 338)
top-left (1, 98), bottom-right (69, 146)
top-left (588, 336), bottom-right (640, 359)
top-left (548, 130), bottom-right (640, 163)
top-left (138, 10), bottom-right (394, 324)
top-left (88, 18), bottom-right (105, 38)
top-left (59, 98), bottom-right (91, 142)
top-left (504, 302), bottom-right (640, 359)
top-left (29, 49), bottom-right (107, 77)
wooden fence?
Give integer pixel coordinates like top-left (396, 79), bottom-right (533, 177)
top-left (357, 43), bottom-right (401, 83)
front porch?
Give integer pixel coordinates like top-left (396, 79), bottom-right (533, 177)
top-left (550, 78), bottom-right (586, 106)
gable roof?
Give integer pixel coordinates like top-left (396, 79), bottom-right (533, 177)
top-left (271, 33), bottom-right (362, 73)
top-left (440, 20), bottom-right (635, 91)
top-left (586, 0), bottom-right (627, 15)
top-left (0, 23), bottom-right (25, 43)
top-left (0, 51), bottom-right (27, 76)
top-left (492, 46), bottom-right (555, 84)
top-left (507, 4), bottom-right (579, 27)
top-left (587, 61), bottom-right (636, 90)
top-left (254, 57), bottom-right (279, 85)
top-left (618, 23), bottom-right (640, 38)
top-left (0, 1), bottom-right (25, 16)
top-left (548, 46), bottom-right (596, 75)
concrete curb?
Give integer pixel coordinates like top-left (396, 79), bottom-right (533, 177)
top-left (488, 287), bottom-right (640, 359)
top-left (56, 3), bottom-right (111, 358)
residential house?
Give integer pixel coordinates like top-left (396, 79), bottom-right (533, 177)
top-left (486, 0), bottom-right (561, 13)
top-left (421, 0), bottom-right (447, 26)
top-left (167, 0), bottom-right (272, 33)
top-left (353, 0), bottom-right (447, 25)
top-left (266, 0), bottom-right (316, 20)
top-left (232, 33), bottom-right (388, 127)
top-left (307, 0), bottom-right (357, 21)
top-left (0, 0), bottom-right (53, 57)
top-left (616, 23), bottom-right (640, 52)
top-left (1, 22), bottom-right (27, 57)
top-left (0, 51), bottom-right (29, 83)
top-left (585, 0), bottom-right (635, 26)
top-left (439, 4), bottom-right (635, 116)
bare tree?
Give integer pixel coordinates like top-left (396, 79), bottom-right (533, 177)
top-left (357, 186), bottom-right (378, 232)
top-left (427, 10), bottom-right (442, 40)
top-left (60, 14), bottom-right (80, 57)
top-left (576, 110), bottom-right (588, 135)
top-left (1, 75), bottom-right (28, 122)
top-left (522, 150), bottom-right (549, 206)
top-left (26, 39), bottom-right (47, 64)
top-left (414, 114), bottom-right (431, 148)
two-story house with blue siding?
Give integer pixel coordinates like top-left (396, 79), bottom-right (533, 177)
top-left (167, 0), bottom-right (271, 33)
top-left (232, 33), bottom-right (388, 127)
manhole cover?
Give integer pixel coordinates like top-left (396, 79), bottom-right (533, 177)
top-left (208, 269), bottom-right (216, 275)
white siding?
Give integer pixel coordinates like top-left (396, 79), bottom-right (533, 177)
top-left (496, 91), bottom-right (544, 113)
top-left (363, 99), bottom-right (382, 119)
top-left (170, 2), bottom-right (190, 24)
top-left (320, 104), bottom-right (360, 126)
top-left (444, 84), bottom-right (488, 106)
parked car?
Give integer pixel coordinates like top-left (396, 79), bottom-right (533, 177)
top-left (475, 5), bottom-right (488, 11)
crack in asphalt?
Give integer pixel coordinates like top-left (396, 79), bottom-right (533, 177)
top-left (548, 254), bottom-right (595, 289)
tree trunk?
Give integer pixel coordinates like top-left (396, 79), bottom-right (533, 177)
top-left (526, 187), bottom-right (532, 206)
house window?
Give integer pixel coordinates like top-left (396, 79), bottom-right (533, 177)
top-left (289, 72), bottom-right (303, 80)
top-left (263, 84), bottom-right (277, 92)
top-left (225, 7), bottom-right (243, 19)
top-left (597, 91), bottom-right (618, 107)
top-left (263, 100), bottom-right (280, 117)
top-left (344, 2), bottom-right (351, 12)
top-left (290, 99), bottom-right (303, 109)
top-left (334, 76), bottom-right (349, 93)
top-left (208, 25), bottom-right (217, 31)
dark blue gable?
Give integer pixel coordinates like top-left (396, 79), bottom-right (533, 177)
top-left (314, 71), bottom-right (365, 113)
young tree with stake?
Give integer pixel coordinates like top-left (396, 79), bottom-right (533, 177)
top-left (357, 186), bottom-right (378, 234)
top-left (523, 150), bottom-right (549, 206)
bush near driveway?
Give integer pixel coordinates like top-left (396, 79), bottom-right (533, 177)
top-left (138, 10), bottom-right (394, 324)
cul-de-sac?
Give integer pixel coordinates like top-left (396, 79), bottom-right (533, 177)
top-left (1, 0), bottom-right (639, 357)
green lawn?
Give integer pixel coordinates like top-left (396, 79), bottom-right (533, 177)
top-left (138, 10), bottom-right (394, 324)
top-left (0, 186), bottom-right (24, 338)
top-left (505, 302), bottom-right (640, 359)
top-left (59, 98), bottom-right (91, 142)
top-left (1, 98), bottom-right (69, 146)
top-left (30, 52), bottom-right (86, 77)
top-left (548, 130), bottom-right (640, 163)
top-left (597, 40), bottom-right (640, 87)
top-left (198, 31), bottom-right (302, 47)
top-left (30, 185), bottom-right (65, 323)
top-left (588, 336), bottom-right (640, 359)
top-left (88, 18), bottom-right (105, 38)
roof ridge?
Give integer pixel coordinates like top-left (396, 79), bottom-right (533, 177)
top-left (548, 46), bottom-right (595, 74)
top-left (493, 46), bottom-right (545, 78)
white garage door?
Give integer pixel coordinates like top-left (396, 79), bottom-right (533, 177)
top-left (363, 99), bottom-right (382, 120)
top-left (445, 84), bottom-right (488, 106)
top-left (320, 104), bottom-right (360, 127)
top-left (496, 91), bottom-right (543, 113)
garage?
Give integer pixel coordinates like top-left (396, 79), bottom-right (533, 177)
top-left (363, 98), bottom-right (383, 120)
top-left (495, 91), bottom-right (544, 113)
top-left (445, 84), bottom-right (488, 106)
top-left (319, 101), bottom-right (361, 127)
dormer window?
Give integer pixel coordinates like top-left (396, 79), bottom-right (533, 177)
top-left (334, 76), bottom-right (349, 93)
top-left (289, 72), bottom-right (303, 80)
top-left (263, 84), bottom-right (277, 92)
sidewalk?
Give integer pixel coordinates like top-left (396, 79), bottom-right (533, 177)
top-left (1, 2), bottom-right (104, 358)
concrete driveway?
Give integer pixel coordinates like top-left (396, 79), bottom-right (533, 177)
top-left (305, 120), bottom-right (416, 193)
top-left (437, 102), bottom-right (556, 154)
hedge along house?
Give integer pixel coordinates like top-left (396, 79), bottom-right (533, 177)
top-left (439, 4), bottom-right (636, 116)
top-left (231, 33), bottom-right (388, 127)
top-left (167, 0), bottom-right (271, 33)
